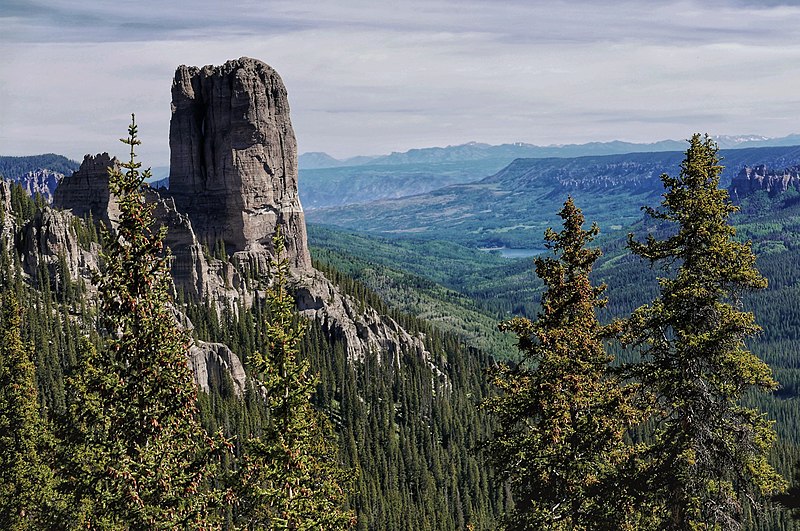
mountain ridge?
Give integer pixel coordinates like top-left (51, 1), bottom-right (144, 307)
top-left (299, 134), bottom-right (800, 169)
top-left (306, 144), bottom-right (800, 249)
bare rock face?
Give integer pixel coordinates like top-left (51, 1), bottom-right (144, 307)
top-left (21, 169), bottom-right (64, 203)
top-left (189, 340), bottom-right (247, 396)
top-left (169, 57), bottom-right (311, 270)
top-left (53, 153), bottom-right (121, 225)
top-left (0, 180), bottom-right (10, 218)
top-left (21, 207), bottom-right (100, 291)
top-left (730, 164), bottom-right (800, 198)
top-left (296, 271), bottom-right (430, 366)
top-left (0, 180), bottom-right (14, 245)
top-left (144, 189), bottom-right (252, 309)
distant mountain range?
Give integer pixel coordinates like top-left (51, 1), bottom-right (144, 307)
top-left (299, 135), bottom-right (800, 169)
top-left (0, 154), bottom-right (80, 202)
top-left (306, 144), bottom-right (800, 249)
top-left (298, 135), bottom-right (800, 209)
top-left (6, 134), bottom-right (800, 212)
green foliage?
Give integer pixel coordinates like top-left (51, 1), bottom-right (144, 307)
top-left (233, 230), bottom-right (356, 529)
top-left (0, 154), bottom-right (79, 183)
top-left (311, 252), bottom-right (515, 358)
top-left (58, 116), bottom-right (225, 529)
top-left (484, 198), bottom-right (637, 530)
top-left (0, 288), bottom-right (60, 529)
top-left (185, 266), bottom-right (504, 530)
top-left (624, 134), bottom-right (786, 529)
top-left (9, 182), bottom-right (39, 222)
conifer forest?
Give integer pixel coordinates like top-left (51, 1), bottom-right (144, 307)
top-left (4, 124), bottom-right (800, 529)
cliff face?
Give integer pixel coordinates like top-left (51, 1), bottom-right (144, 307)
top-left (46, 58), bottom-right (432, 382)
top-left (296, 273), bottom-right (429, 366)
top-left (20, 169), bottom-right (63, 203)
top-left (21, 208), bottom-right (100, 289)
top-left (164, 59), bottom-right (432, 366)
top-left (730, 164), bottom-right (800, 198)
top-left (0, 181), bottom-right (13, 247)
top-left (169, 57), bottom-right (311, 271)
top-left (52, 153), bottom-right (120, 225)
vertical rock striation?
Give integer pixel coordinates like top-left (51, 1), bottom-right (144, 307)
top-left (48, 58), bottom-right (434, 375)
top-left (730, 164), bottom-right (800, 198)
top-left (169, 57), bottom-right (311, 270)
top-left (52, 153), bottom-right (120, 226)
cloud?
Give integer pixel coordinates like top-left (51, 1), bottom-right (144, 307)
top-left (2, 0), bottom-right (800, 163)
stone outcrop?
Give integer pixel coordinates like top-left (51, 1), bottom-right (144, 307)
top-left (189, 340), bottom-right (247, 396)
top-left (0, 180), bottom-right (13, 245)
top-left (730, 164), bottom-right (800, 198)
top-left (21, 169), bottom-right (64, 203)
top-left (169, 57), bottom-right (311, 270)
top-left (145, 188), bottom-right (251, 308)
top-left (0, 180), bottom-right (10, 219)
top-left (21, 207), bottom-right (100, 291)
top-left (52, 153), bottom-right (120, 225)
top-left (44, 57), bottom-right (437, 391)
top-left (296, 271), bottom-right (429, 366)
top-left (51, 154), bottom-right (250, 307)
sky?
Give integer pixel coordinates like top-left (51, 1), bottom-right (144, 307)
top-left (2, 0), bottom-right (800, 167)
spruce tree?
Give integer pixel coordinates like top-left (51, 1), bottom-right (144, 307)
top-left (625, 134), bottom-right (785, 530)
top-left (59, 115), bottom-right (224, 529)
top-left (0, 289), bottom-right (59, 529)
top-left (233, 230), bottom-right (355, 529)
top-left (484, 198), bottom-right (635, 530)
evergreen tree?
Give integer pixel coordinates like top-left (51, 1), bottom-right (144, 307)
top-left (484, 198), bottom-right (636, 530)
top-left (233, 230), bottom-right (356, 529)
top-left (625, 134), bottom-right (785, 530)
top-left (0, 289), bottom-right (59, 529)
top-left (59, 115), bottom-right (225, 529)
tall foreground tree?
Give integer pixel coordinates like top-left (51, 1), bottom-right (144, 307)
top-left (60, 116), bottom-right (224, 528)
top-left (625, 134), bottom-right (785, 530)
top-left (233, 230), bottom-right (355, 529)
top-left (0, 288), bottom-right (59, 529)
top-left (485, 198), bottom-right (636, 530)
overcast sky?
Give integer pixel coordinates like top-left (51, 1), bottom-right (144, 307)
top-left (2, 0), bottom-right (800, 166)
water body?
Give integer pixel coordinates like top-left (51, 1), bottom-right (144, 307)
top-left (479, 247), bottom-right (546, 259)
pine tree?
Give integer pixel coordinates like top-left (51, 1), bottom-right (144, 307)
top-left (59, 115), bottom-right (225, 529)
top-left (625, 134), bottom-right (785, 530)
top-left (233, 230), bottom-right (356, 529)
top-left (0, 288), bottom-right (59, 529)
top-left (484, 198), bottom-right (636, 530)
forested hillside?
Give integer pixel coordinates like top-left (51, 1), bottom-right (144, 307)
top-left (6, 178), bottom-right (800, 528)
top-left (0, 154), bottom-right (79, 183)
top-left (308, 144), bottom-right (800, 530)
top-left (307, 145), bottom-right (800, 249)
top-left (0, 179), bottom-right (505, 528)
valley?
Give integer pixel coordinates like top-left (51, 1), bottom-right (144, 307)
top-left (306, 144), bottom-right (800, 249)
top-left (3, 63), bottom-right (800, 530)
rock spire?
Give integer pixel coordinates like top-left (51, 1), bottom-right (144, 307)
top-left (169, 57), bottom-right (311, 270)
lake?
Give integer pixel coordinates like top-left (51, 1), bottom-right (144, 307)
top-left (479, 247), bottom-right (546, 259)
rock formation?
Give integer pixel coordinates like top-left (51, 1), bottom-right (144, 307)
top-left (51, 154), bottom-right (249, 307)
top-left (52, 153), bottom-right (120, 225)
top-left (0, 180), bottom-right (13, 245)
top-left (21, 169), bottom-right (64, 203)
top-left (169, 57), bottom-right (311, 270)
top-left (145, 188), bottom-right (251, 308)
top-left (0, 180), bottom-right (10, 219)
top-left (20, 207), bottom-right (100, 293)
top-left (730, 164), bottom-right (800, 198)
top-left (44, 58), bottom-right (436, 394)
top-left (296, 273), bottom-right (429, 366)
top-left (189, 340), bottom-right (247, 396)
